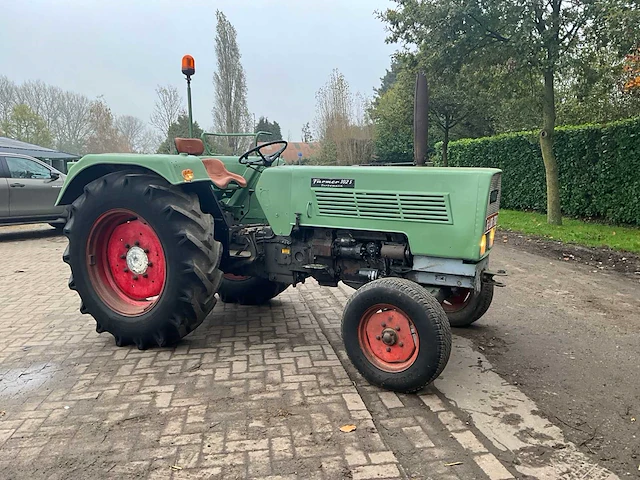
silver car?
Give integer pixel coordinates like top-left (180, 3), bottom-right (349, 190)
top-left (0, 153), bottom-right (68, 230)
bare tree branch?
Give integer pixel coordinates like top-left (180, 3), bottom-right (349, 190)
top-left (149, 85), bottom-right (184, 137)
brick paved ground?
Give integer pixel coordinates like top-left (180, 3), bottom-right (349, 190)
top-left (0, 225), bottom-right (613, 480)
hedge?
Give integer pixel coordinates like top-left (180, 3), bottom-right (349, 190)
top-left (434, 117), bottom-right (640, 225)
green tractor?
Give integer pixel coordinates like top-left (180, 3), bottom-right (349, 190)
top-left (57, 58), bottom-right (504, 392)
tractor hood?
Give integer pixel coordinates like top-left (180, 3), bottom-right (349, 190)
top-left (255, 165), bottom-right (502, 261)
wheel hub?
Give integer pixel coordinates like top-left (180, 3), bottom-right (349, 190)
top-left (126, 246), bottom-right (149, 275)
top-left (359, 305), bottom-right (419, 372)
top-left (104, 218), bottom-right (166, 301)
top-left (381, 328), bottom-right (398, 346)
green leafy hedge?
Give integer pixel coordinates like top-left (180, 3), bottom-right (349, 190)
top-left (434, 117), bottom-right (640, 225)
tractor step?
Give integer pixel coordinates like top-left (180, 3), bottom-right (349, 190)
top-left (229, 249), bottom-right (252, 258)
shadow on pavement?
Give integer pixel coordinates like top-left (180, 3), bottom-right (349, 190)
top-left (0, 226), bottom-right (62, 243)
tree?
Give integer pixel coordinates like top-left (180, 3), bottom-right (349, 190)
top-left (212, 10), bottom-right (252, 153)
top-left (301, 122), bottom-right (314, 142)
top-left (157, 114), bottom-right (204, 154)
top-left (85, 99), bottom-right (129, 153)
top-left (623, 47), bottom-right (640, 95)
top-left (15, 80), bottom-right (63, 137)
top-left (150, 85), bottom-right (184, 137)
top-left (369, 55), bottom-right (495, 165)
top-left (2, 104), bottom-right (53, 147)
top-left (428, 65), bottom-right (499, 165)
top-left (381, 0), bottom-right (640, 225)
top-left (314, 69), bottom-right (373, 165)
top-left (375, 57), bottom-right (401, 98)
top-left (116, 115), bottom-right (154, 153)
top-left (0, 76), bottom-right (16, 125)
top-left (369, 72), bottom-right (414, 164)
top-left (55, 90), bottom-right (93, 154)
top-left (254, 116), bottom-right (283, 141)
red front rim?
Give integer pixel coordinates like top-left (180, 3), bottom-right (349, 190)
top-left (86, 209), bottom-right (167, 316)
top-left (358, 304), bottom-right (420, 373)
top-left (442, 289), bottom-right (472, 313)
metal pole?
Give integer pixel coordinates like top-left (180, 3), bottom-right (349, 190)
top-left (186, 76), bottom-right (193, 138)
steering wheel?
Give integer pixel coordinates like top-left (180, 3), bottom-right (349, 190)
top-left (239, 140), bottom-right (288, 167)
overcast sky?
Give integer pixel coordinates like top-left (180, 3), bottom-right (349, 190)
top-left (1, 0), bottom-right (398, 141)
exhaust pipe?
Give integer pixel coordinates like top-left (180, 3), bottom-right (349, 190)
top-left (413, 71), bottom-right (429, 166)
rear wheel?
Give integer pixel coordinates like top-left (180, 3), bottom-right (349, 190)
top-left (342, 278), bottom-right (451, 393)
top-left (442, 282), bottom-right (494, 327)
top-left (217, 274), bottom-right (288, 305)
top-left (63, 171), bottom-right (223, 349)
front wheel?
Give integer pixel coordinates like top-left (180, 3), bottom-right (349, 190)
top-left (63, 171), bottom-right (223, 349)
top-left (217, 274), bottom-right (288, 305)
top-left (342, 278), bottom-right (451, 393)
top-left (442, 282), bottom-right (494, 327)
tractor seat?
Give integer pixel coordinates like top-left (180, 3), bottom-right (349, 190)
top-left (201, 158), bottom-right (248, 189)
top-left (174, 137), bottom-right (205, 155)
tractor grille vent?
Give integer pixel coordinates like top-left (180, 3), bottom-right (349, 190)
top-left (487, 173), bottom-right (502, 217)
top-left (313, 190), bottom-right (452, 224)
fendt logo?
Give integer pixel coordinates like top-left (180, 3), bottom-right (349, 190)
top-left (311, 178), bottom-right (355, 188)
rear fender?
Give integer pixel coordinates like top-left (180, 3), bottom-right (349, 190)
top-left (55, 153), bottom-right (213, 206)
top-left (55, 154), bottom-right (231, 250)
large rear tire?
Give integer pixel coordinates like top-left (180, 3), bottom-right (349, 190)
top-left (217, 274), bottom-right (288, 305)
top-left (342, 278), bottom-right (451, 393)
top-left (63, 171), bottom-right (223, 349)
top-left (442, 282), bottom-right (494, 327)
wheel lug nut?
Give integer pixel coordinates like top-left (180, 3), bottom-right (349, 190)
top-left (120, 254), bottom-right (126, 259)
top-left (386, 347), bottom-right (391, 352)
top-left (375, 335), bottom-right (381, 340)
top-left (133, 275), bottom-right (138, 281)
top-left (144, 249), bottom-right (149, 254)
top-left (135, 241), bottom-right (140, 246)
top-left (399, 342), bottom-right (404, 347)
top-left (125, 243), bottom-right (130, 249)
top-left (142, 274), bottom-right (148, 278)
top-left (381, 322), bottom-right (386, 327)
top-left (148, 262), bottom-right (153, 267)
top-left (396, 326), bottom-right (401, 331)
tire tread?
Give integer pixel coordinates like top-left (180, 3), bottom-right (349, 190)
top-left (63, 171), bottom-right (223, 349)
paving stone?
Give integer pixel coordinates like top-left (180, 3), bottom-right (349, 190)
top-left (0, 226), bottom-right (519, 480)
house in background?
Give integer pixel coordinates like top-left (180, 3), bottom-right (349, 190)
top-left (258, 141), bottom-right (320, 164)
top-left (0, 137), bottom-right (80, 173)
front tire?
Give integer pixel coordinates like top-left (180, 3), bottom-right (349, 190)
top-left (63, 172), bottom-right (223, 349)
top-left (342, 278), bottom-right (451, 393)
top-left (217, 274), bottom-right (288, 305)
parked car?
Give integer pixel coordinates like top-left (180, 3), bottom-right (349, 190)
top-left (0, 152), bottom-right (68, 230)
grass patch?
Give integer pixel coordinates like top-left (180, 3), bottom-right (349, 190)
top-left (498, 209), bottom-right (640, 254)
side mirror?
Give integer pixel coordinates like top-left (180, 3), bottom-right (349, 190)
top-left (50, 172), bottom-right (60, 181)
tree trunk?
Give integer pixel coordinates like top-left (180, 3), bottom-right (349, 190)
top-left (442, 127), bottom-right (449, 167)
top-left (540, 68), bottom-right (562, 225)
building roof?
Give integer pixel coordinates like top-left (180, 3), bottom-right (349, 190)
top-left (258, 141), bottom-right (320, 163)
top-left (0, 137), bottom-right (80, 160)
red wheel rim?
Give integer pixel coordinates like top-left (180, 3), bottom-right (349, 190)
top-left (223, 273), bottom-right (250, 281)
top-left (357, 304), bottom-right (419, 373)
top-left (86, 209), bottom-right (166, 316)
top-left (442, 289), bottom-right (472, 313)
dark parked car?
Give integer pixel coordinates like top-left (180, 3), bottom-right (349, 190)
top-left (0, 153), bottom-right (68, 229)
